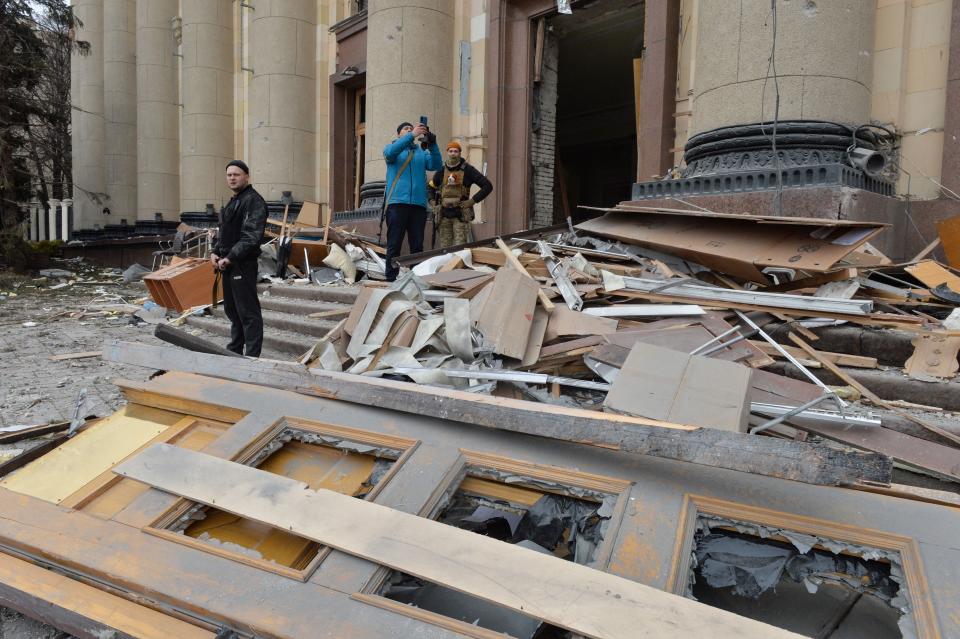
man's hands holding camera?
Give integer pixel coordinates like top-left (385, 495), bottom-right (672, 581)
top-left (412, 122), bottom-right (436, 148)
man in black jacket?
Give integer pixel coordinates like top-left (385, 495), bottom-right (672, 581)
top-left (210, 160), bottom-right (268, 357)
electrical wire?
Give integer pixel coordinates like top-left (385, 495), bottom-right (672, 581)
top-left (898, 152), bottom-right (960, 202)
top-left (759, 0), bottom-right (783, 216)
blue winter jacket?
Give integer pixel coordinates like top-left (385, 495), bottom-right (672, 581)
top-left (383, 132), bottom-right (442, 209)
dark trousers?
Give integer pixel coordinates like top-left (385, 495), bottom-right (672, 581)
top-left (385, 203), bottom-right (427, 281)
top-left (221, 258), bottom-right (263, 357)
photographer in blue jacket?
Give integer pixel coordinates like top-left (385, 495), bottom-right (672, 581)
top-left (382, 120), bottom-right (442, 281)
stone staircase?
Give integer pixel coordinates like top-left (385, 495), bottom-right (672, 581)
top-left (181, 283), bottom-right (359, 360)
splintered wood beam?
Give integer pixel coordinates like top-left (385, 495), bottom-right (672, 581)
top-left (115, 444), bottom-right (803, 639)
top-left (103, 341), bottom-right (893, 486)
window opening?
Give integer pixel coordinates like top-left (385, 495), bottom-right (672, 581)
top-left (686, 513), bottom-right (910, 638)
top-left (375, 463), bottom-right (622, 639)
top-left (150, 422), bottom-right (409, 578)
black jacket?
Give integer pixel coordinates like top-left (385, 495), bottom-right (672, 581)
top-left (213, 184), bottom-right (267, 262)
top-left (429, 161), bottom-right (493, 205)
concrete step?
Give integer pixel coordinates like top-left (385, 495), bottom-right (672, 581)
top-left (258, 283), bottom-right (360, 305)
top-left (184, 315), bottom-right (316, 357)
top-left (259, 296), bottom-right (350, 316)
top-left (176, 321), bottom-right (294, 361)
top-left (208, 307), bottom-right (337, 339)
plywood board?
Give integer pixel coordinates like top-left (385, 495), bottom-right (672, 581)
top-left (0, 404), bottom-right (183, 504)
top-left (904, 260), bottom-right (960, 292)
top-left (604, 342), bottom-right (751, 432)
top-left (476, 267), bottom-right (538, 359)
top-left (936, 215), bottom-right (960, 268)
top-left (577, 210), bottom-right (885, 282)
top-left (115, 444), bottom-right (801, 639)
top-left (904, 333), bottom-right (960, 380)
top-left (297, 200), bottom-right (322, 227)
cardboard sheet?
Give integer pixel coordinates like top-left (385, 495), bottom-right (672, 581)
top-left (603, 342), bottom-right (752, 432)
top-left (475, 268), bottom-right (538, 359)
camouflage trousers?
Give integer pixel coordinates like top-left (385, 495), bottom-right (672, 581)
top-left (437, 215), bottom-right (471, 248)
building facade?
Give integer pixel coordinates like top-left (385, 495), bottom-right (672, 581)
top-left (68, 0), bottom-right (959, 259)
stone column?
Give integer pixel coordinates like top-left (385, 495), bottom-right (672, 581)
top-left (180, 1), bottom-right (234, 212)
top-left (60, 199), bottom-right (73, 241)
top-left (71, 0), bottom-right (106, 230)
top-left (103, 0), bottom-right (138, 220)
top-left (47, 199), bottom-right (60, 241)
top-left (248, 0), bottom-right (316, 202)
top-left (691, 0), bottom-right (876, 135)
top-left (364, 1), bottom-right (454, 182)
top-left (136, 0), bottom-right (180, 219)
top-left (30, 200), bottom-right (40, 241)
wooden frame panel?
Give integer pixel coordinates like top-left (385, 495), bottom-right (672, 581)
top-left (666, 494), bottom-right (940, 639)
top-left (356, 448), bottom-right (635, 635)
top-left (60, 417), bottom-right (232, 511)
top-left (144, 415), bottom-right (420, 582)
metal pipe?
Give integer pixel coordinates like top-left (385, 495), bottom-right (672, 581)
top-left (750, 394), bottom-right (843, 435)
top-left (689, 324), bottom-right (743, 355)
top-left (734, 310), bottom-right (844, 405)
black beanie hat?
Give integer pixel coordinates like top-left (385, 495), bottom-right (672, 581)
top-left (225, 159), bottom-right (250, 174)
top-left (397, 121), bottom-right (413, 135)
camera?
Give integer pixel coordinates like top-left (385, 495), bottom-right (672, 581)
top-left (419, 115), bottom-right (436, 148)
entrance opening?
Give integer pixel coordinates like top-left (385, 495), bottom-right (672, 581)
top-left (532, 0), bottom-right (643, 227)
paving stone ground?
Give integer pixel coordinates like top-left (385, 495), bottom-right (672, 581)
top-left (0, 262), bottom-right (164, 638)
top-left (0, 269), bottom-right (160, 429)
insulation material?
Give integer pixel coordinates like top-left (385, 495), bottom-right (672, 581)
top-left (322, 243), bottom-right (357, 284)
top-left (443, 298), bottom-right (474, 362)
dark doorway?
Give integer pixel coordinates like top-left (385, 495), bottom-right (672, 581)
top-left (532, 0), bottom-right (643, 225)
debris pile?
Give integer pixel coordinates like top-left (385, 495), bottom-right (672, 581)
top-left (303, 206), bottom-right (960, 485)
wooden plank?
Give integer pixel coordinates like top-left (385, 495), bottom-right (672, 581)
top-left (0, 552), bottom-right (214, 639)
top-left (787, 333), bottom-right (960, 447)
top-left (103, 342), bottom-right (893, 486)
top-left (495, 238), bottom-right (555, 313)
top-left (783, 413), bottom-right (960, 483)
top-left (903, 333), bottom-right (960, 380)
top-left (115, 444), bottom-right (802, 639)
top-left (0, 490), bottom-right (449, 639)
top-left (760, 269), bottom-right (858, 293)
top-left (48, 351), bottom-right (102, 362)
top-left (911, 237), bottom-right (942, 263)
top-left (749, 341), bottom-right (879, 369)
top-left (905, 260), bottom-right (960, 292)
top-left (0, 421), bottom-right (69, 445)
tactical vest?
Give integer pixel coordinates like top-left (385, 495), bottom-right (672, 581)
top-left (440, 166), bottom-right (467, 208)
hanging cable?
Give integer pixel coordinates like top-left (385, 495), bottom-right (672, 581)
top-left (759, 0), bottom-right (782, 216)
